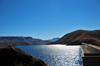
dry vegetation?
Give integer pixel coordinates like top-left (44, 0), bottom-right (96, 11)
top-left (49, 30), bottom-right (100, 45)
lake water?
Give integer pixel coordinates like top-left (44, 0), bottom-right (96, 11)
top-left (16, 45), bottom-right (83, 66)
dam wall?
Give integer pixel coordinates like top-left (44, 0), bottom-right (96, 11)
top-left (81, 43), bottom-right (100, 66)
top-left (82, 43), bottom-right (100, 53)
top-left (82, 53), bottom-right (100, 66)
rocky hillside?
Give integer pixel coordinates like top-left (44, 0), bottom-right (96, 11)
top-left (0, 46), bottom-right (48, 66)
top-left (48, 30), bottom-right (100, 45)
top-left (0, 36), bottom-right (51, 44)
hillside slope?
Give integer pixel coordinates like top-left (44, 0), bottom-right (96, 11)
top-left (0, 46), bottom-right (47, 66)
top-left (48, 30), bottom-right (100, 45)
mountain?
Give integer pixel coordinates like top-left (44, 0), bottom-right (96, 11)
top-left (0, 41), bottom-right (35, 47)
top-left (48, 37), bottom-right (60, 42)
top-left (48, 30), bottom-right (100, 46)
top-left (0, 46), bottom-right (47, 66)
top-left (0, 36), bottom-right (51, 44)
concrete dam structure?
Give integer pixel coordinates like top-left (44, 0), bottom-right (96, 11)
top-left (81, 43), bottom-right (100, 66)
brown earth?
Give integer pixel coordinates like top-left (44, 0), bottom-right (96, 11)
top-left (0, 46), bottom-right (48, 66)
top-left (48, 30), bottom-right (100, 45)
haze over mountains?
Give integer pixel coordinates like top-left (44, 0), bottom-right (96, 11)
top-left (49, 30), bottom-right (100, 46)
top-left (48, 37), bottom-right (60, 42)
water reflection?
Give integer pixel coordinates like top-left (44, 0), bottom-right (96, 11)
top-left (16, 45), bottom-right (83, 66)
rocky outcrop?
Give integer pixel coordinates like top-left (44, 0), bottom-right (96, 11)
top-left (48, 30), bottom-right (100, 46)
top-left (0, 46), bottom-right (48, 66)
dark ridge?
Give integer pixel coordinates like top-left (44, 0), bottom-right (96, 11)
top-left (0, 41), bottom-right (35, 47)
top-left (48, 30), bottom-right (100, 45)
top-left (0, 46), bottom-right (48, 66)
top-left (0, 36), bottom-right (51, 45)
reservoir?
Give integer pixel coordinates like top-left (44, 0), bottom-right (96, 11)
top-left (16, 45), bottom-right (83, 66)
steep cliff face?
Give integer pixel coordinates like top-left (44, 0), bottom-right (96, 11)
top-left (48, 30), bottom-right (100, 45)
top-left (0, 46), bottom-right (48, 66)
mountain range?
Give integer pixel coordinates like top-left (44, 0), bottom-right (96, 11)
top-left (0, 36), bottom-right (60, 47)
top-left (48, 37), bottom-right (60, 42)
top-left (1, 29), bottom-right (100, 46)
top-left (48, 30), bottom-right (100, 46)
top-left (0, 36), bottom-right (51, 44)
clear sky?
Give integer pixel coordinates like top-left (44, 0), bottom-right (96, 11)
top-left (0, 0), bottom-right (100, 40)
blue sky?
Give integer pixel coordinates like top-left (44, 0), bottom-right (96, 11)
top-left (0, 0), bottom-right (100, 40)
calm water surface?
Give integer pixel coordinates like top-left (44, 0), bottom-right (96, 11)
top-left (16, 45), bottom-right (83, 66)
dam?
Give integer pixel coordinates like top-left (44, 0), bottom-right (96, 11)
top-left (81, 43), bottom-right (100, 66)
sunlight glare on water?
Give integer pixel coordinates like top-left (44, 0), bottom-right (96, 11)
top-left (16, 45), bottom-right (83, 66)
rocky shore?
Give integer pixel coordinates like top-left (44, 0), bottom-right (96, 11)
top-left (0, 46), bottom-right (48, 66)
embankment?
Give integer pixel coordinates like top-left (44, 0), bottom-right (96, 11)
top-left (81, 43), bottom-right (100, 66)
top-left (82, 43), bottom-right (100, 53)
